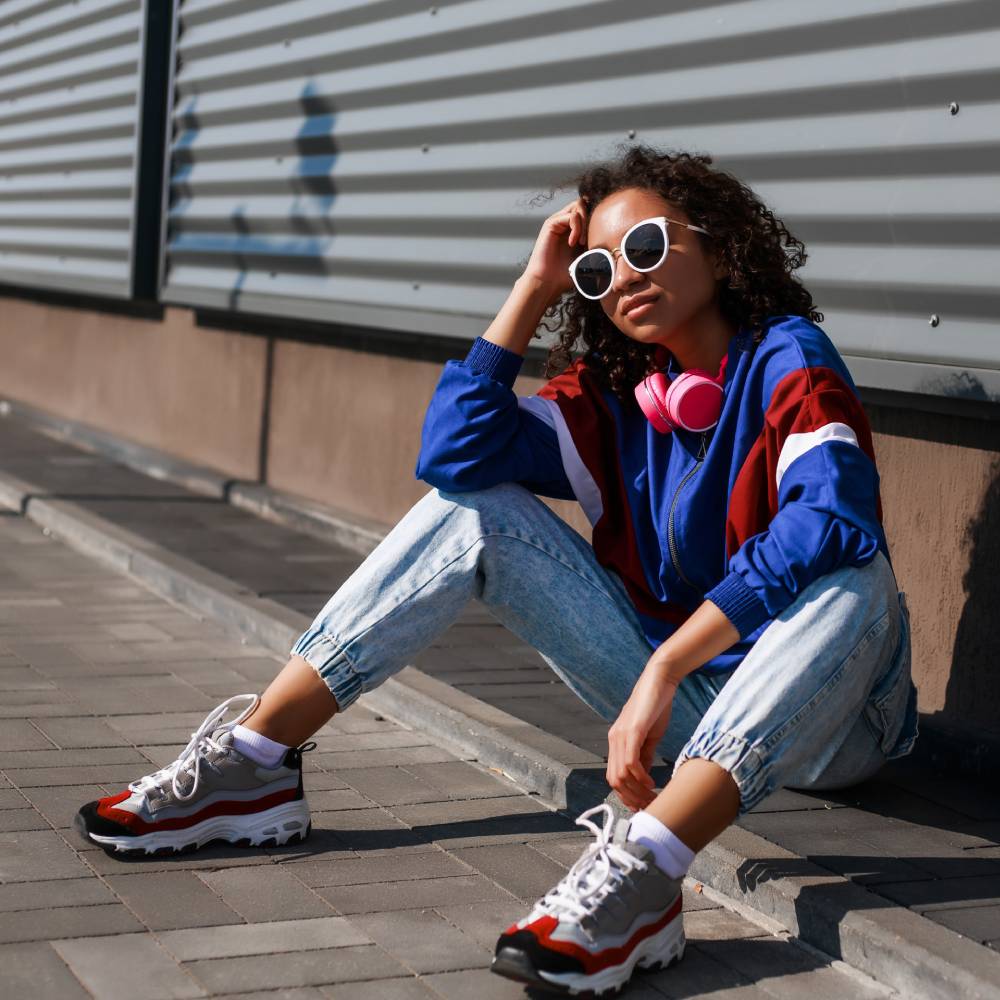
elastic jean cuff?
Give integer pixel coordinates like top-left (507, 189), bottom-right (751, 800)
top-left (290, 626), bottom-right (364, 711)
top-left (672, 727), bottom-right (770, 817)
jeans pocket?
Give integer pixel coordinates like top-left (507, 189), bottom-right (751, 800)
top-left (862, 590), bottom-right (914, 757)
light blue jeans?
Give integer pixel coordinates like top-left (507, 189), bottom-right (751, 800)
top-left (291, 483), bottom-right (919, 816)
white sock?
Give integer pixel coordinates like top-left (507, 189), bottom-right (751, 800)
top-left (231, 724), bottom-right (290, 768)
top-left (627, 811), bottom-right (696, 880)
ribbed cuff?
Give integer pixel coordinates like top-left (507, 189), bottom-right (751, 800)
top-left (704, 572), bottom-right (770, 640)
top-left (464, 336), bottom-right (524, 389)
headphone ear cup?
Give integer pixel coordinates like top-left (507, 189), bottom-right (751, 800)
top-left (634, 371), bottom-right (675, 434)
top-left (667, 371), bottom-right (724, 432)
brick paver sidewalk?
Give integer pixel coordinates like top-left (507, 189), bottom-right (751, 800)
top-left (0, 504), bottom-right (896, 997)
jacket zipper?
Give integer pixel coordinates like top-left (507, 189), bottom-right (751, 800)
top-left (667, 432), bottom-right (708, 592)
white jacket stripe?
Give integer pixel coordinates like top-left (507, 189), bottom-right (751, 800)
top-left (518, 395), bottom-right (604, 526)
top-left (776, 421), bottom-right (859, 490)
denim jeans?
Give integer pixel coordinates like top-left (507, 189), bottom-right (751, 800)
top-left (290, 483), bottom-right (919, 816)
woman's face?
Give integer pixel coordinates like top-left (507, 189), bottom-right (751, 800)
top-left (585, 187), bottom-right (727, 349)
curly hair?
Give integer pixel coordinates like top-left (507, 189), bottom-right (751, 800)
top-left (534, 144), bottom-right (823, 402)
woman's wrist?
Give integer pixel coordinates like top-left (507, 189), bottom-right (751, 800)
top-left (646, 655), bottom-right (687, 688)
top-left (516, 272), bottom-right (563, 308)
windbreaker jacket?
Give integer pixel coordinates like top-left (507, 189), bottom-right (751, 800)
top-left (414, 314), bottom-right (890, 674)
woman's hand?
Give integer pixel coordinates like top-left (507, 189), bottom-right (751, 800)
top-left (606, 668), bottom-right (679, 812)
top-left (521, 196), bottom-right (589, 303)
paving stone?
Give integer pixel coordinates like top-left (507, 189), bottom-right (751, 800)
top-left (924, 903), bottom-right (1000, 947)
top-left (0, 902), bottom-right (142, 943)
top-left (641, 942), bottom-right (760, 997)
top-left (878, 874), bottom-right (1000, 911)
top-left (106, 871), bottom-right (244, 930)
top-left (311, 746), bottom-right (462, 770)
top-left (433, 899), bottom-right (529, 951)
top-left (683, 884), bottom-right (725, 912)
top-left (311, 731), bottom-right (433, 752)
top-left (0, 876), bottom-right (115, 912)
top-left (197, 866), bottom-right (335, 923)
top-left (0, 666), bottom-right (56, 691)
top-left (55, 677), bottom-right (215, 715)
top-left (451, 843), bottom-right (570, 902)
top-left (290, 849), bottom-right (472, 888)
top-left (308, 806), bottom-right (430, 852)
top-left (5, 763), bottom-right (150, 787)
top-left (0, 828), bottom-right (92, 882)
top-left (0, 807), bottom-right (49, 832)
top-left (305, 787), bottom-right (374, 812)
top-left (80, 841), bottom-right (275, 876)
top-left (20, 783), bottom-right (108, 828)
top-left (692, 936), bottom-right (890, 1000)
top-left (527, 834), bottom-right (599, 868)
top-left (317, 873), bottom-right (511, 914)
top-left (335, 765), bottom-right (455, 807)
top-left (217, 991), bottom-right (328, 1000)
top-left (158, 915), bottom-right (370, 961)
top-left (185, 945), bottom-right (405, 992)
top-left (104, 623), bottom-right (173, 641)
top-left (398, 761), bottom-right (524, 800)
top-left (421, 968), bottom-right (541, 999)
top-left (298, 770), bottom-right (349, 791)
top-left (747, 788), bottom-right (845, 813)
top-left (352, 909), bottom-right (490, 974)
top-left (682, 907), bottom-right (769, 942)
top-left (53, 932), bottom-right (206, 999)
top-left (0, 719), bottom-right (55, 751)
top-left (321, 978), bottom-right (438, 999)
top-left (35, 717), bottom-right (152, 750)
top-left (392, 795), bottom-right (575, 848)
top-left (0, 941), bottom-right (91, 999)
top-left (324, 708), bottom-right (401, 736)
top-left (0, 746), bottom-right (148, 769)
top-left (0, 787), bottom-right (31, 809)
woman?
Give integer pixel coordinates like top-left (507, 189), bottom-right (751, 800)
top-left (75, 146), bottom-right (918, 996)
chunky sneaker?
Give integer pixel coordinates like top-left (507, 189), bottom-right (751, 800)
top-left (491, 803), bottom-right (685, 996)
top-left (74, 694), bottom-right (312, 857)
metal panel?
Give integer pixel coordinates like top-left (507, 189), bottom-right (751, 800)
top-left (161, 0), bottom-right (1000, 401)
top-left (0, 0), bottom-right (146, 298)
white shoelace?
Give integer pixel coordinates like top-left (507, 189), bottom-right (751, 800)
top-left (536, 804), bottom-right (648, 923)
top-left (129, 693), bottom-right (260, 803)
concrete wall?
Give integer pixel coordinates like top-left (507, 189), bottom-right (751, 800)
top-left (0, 297), bottom-right (266, 480)
top-left (1, 294), bottom-right (996, 753)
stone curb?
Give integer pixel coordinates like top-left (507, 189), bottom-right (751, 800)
top-left (2, 430), bottom-right (1000, 997)
top-left (4, 472), bottom-right (999, 998)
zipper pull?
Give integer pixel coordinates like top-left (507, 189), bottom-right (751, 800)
top-left (697, 432), bottom-right (708, 461)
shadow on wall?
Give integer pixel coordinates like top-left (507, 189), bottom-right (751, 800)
top-left (927, 455), bottom-right (1000, 771)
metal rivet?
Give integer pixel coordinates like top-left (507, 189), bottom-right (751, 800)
top-left (929, 314), bottom-right (940, 327)
top-left (430, 6), bottom-right (438, 13)
top-left (413, 282), bottom-right (420, 290)
top-left (627, 129), bottom-right (636, 139)
top-left (283, 39), bottom-right (291, 47)
top-left (421, 144), bottom-right (429, 152)
top-left (949, 102), bottom-right (959, 115)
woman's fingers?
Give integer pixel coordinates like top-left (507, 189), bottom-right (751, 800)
top-left (607, 732), bottom-right (656, 809)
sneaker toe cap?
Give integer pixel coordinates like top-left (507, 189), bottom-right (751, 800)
top-left (74, 798), bottom-right (136, 841)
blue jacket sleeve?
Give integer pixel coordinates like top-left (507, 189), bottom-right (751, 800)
top-left (414, 336), bottom-right (575, 500)
top-left (705, 392), bottom-right (886, 640)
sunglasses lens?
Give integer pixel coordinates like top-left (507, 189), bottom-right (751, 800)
top-left (573, 252), bottom-right (613, 297)
top-left (623, 222), bottom-right (666, 270)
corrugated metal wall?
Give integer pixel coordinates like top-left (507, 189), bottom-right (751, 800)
top-left (160, 0), bottom-right (1000, 400)
top-left (0, 0), bottom-right (150, 299)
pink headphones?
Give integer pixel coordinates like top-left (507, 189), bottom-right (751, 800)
top-left (634, 347), bottom-right (726, 435)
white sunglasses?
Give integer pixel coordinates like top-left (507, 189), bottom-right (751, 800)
top-left (568, 215), bottom-right (712, 300)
